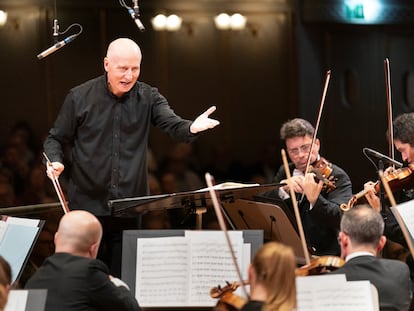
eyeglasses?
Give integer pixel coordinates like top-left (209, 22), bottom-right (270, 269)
top-left (287, 143), bottom-right (312, 156)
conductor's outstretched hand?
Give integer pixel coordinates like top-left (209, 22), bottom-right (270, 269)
top-left (190, 106), bottom-right (220, 134)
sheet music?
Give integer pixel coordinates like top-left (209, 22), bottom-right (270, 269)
top-left (0, 223), bottom-right (39, 282)
top-left (0, 222), bottom-right (8, 245)
top-left (6, 216), bottom-right (39, 227)
top-left (135, 231), bottom-right (247, 307)
top-left (297, 275), bottom-right (376, 310)
top-left (391, 200), bottom-right (414, 238)
top-left (4, 290), bottom-right (28, 311)
top-left (135, 236), bottom-right (190, 306)
top-left (196, 182), bottom-right (260, 192)
top-left (186, 231), bottom-right (244, 306)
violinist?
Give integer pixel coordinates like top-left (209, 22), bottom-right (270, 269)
top-left (257, 118), bottom-right (352, 256)
top-left (331, 204), bottom-right (412, 311)
top-left (240, 241), bottom-right (296, 311)
top-left (364, 112), bottom-right (414, 295)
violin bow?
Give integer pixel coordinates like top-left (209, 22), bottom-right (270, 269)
top-left (282, 149), bottom-right (311, 265)
top-left (384, 58), bottom-right (395, 163)
top-left (300, 70), bottom-right (331, 202)
top-left (379, 170), bottom-right (414, 260)
top-left (43, 152), bottom-right (70, 214)
top-left (205, 172), bottom-right (250, 300)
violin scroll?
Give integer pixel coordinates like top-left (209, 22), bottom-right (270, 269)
top-left (309, 157), bottom-right (336, 192)
top-left (340, 195), bottom-right (360, 212)
top-left (210, 281), bottom-right (247, 311)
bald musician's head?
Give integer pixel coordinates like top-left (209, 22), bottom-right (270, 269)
top-left (54, 210), bottom-right (103, 259)
top-left (104, 38), bottom-right (142, 97)
top-left (338, 204), bottom-right (386, 258)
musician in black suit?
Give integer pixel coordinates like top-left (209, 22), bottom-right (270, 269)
top-left (257, 118), bottom-right (352, 256)
top-left (25, 210), bottom-right (141, 311)
top-left (363, 112), bottom-right (414, 304)
top-left (332, 204), bottom-right (412, 311)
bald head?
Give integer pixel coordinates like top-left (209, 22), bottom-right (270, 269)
top-left (55, 210), bottom-right (102, 258)
top-left (106, 38), bottom-right (142, 59)
top-left (104, 38), bottom-right (142, 97)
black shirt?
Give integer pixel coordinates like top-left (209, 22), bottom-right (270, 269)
top-left (44, 75), bottom-right (196, 215)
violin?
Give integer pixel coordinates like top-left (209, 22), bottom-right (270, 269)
top-left (309, 157), bottom-right (336, 192)
top-left (295, 255), bottom-right (345, 276)
top-left (342, 59), bottom-right (414, 212)
top-left (340, 165), bottom-right (414, 211)
top-left (210, 281), bottom-right (248, 311)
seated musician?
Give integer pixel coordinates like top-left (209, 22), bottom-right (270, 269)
top-left (332, 204), bottom-right (412, 311)
top-left (363, 112), bottom-right (414, 303)
top-left (241, 241), bottom-right (296, 311)
top-left (257, 118), bottom-right (352, 256)
top-left (25, 210), bottom-right (141, 311)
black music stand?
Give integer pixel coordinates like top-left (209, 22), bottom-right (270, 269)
top-left (222, 199), bottom-right (309, 264)
top-left (108, 183), bottom-right (282, 230)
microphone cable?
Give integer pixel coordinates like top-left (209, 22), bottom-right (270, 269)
top-left (119, 0), bottom-right (145, 32)
top-left (37, 0), bottom-right (83, 60)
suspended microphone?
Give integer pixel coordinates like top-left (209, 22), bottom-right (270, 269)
top-left (363, 147), bottom-right (403, 168)
top-left (37, 34), bottom-right (79, 60)
top-left (129, 0), bottom-right (145, 32)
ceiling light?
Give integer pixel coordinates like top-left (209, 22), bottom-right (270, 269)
top-left (0, 10), bottom-right (7, 26)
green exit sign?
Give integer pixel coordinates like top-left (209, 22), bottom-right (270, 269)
top-left (346, 3), bottom-right (365, 19)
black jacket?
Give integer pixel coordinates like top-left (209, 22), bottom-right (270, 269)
top-left (25, 253), bottom-right (141, 311)
top-left (257, 161), bottom-right (352, 256)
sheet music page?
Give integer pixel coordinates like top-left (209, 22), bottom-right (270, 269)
top-left (0, 221), bottom-right (8, 245)
top-left (185, 231), bottom-right (244, 306)
top-left (4, 290), bottom-right (28, 311)
top-left (297, 274), bottom-right (346, 310)
top-left (0, 224), bottom-right (39, 282)
top-left (196, 182), bottom-right (260, 192)
top-left (135, 236), bottom-right (190, 307)
top-left (297, 275), bottom-right (375, 310)
top-left (391, 200), bottom-right (414, 238)
top-left (6, 216), bottom-right (39, 227)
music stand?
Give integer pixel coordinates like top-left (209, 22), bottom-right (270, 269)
top-left (222, 199), bottom-right (309, 264)
top-left (108, 183), bottom-right (282, 229)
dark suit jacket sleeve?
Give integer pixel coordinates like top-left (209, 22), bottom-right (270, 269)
top-left (88, 260), bottom-right (141, 311)
top-left (269, 163), bottom-right (352, 229)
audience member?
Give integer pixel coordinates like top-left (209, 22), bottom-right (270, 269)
top-left (21, 163), bottom-right (55, 205)
top-left (5, 121), bottom-right (39, 168)
top-left (0, 143), bottom-right (30, 199)
top-left (248, 142), bottom-right (279, 184)
top-left (159, 142), bottom-right (204, 192)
